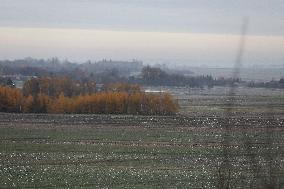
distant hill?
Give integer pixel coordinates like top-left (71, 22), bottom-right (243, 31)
top-left (0, 58), bottom-right (144, 77)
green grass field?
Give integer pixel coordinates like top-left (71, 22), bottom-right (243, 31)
top-left (1, 87), bottom-right (284, 188)
top-left (0, 113), bottom-right (283, 188)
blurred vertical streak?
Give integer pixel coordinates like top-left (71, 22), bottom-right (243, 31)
top-left (218, 17), bottom-right (249, 189)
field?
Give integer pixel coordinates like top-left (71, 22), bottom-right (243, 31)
top-left (187, 67), bottom-right (284, 82)
top-left (0, 87), bottom-right (284, 188)
top-left (145, 86), bottom-right (284, 117)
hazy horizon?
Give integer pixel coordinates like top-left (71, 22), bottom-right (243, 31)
top-left (0, 0), bottom-right (283, 67)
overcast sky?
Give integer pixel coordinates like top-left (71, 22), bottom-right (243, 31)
top-left (0, 0), bottom-right (283, 66)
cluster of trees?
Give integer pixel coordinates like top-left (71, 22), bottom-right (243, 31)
top-left (103, 83), bottom-right (141, 93)
top-left (247, 78), bottom-right (284, 89)
top-left (0, 65), bottom-right (50, 76)
top-left (0, 58), bottom-right (142, 79)
top-left (0, 86), bottom-right (22, 112)
top-left (0, 58), bottom-right (78, 75)
top-left (45, 92), bottom-right (178, 115)
top-left (0, 78), bottom-right (179, 115)
top-left (2, 58), bottom-right (284, 89)
top-left (22, 77), bottom-right (96, 97)
top-left (1, 58), bottom-right (246, 89)
top-left (0, 77), bottom-right (15, 87)
top-left (140, 66), bottom-right (241, 88)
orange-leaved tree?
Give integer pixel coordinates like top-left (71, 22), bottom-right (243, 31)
top-left (0, 86), bottom-right (22, 112)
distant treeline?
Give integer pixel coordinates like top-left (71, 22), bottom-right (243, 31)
top-left (1, 58), bottom-right (283, 89)
top-left (247, 78), bottom-right (284, 89)
top-left (137, 66), bottom-right (243, 88)
top-left (0, 57), bottom-right (142, 79)
top-left (133, 66), bottom-right (283, 89)
top-left (0, 77), bottom-right (178, 115)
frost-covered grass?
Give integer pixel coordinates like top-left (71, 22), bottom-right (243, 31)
top-left (147, 86), bottom-right (284, 116)
top-left (0, 87), bottom-right (284, 188)
top-left (0, 113), bottom-right (283, 188)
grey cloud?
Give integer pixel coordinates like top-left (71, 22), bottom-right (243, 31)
top-left (0, 0), bottom-right (283, 35)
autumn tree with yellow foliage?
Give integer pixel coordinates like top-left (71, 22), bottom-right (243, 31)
top-left (0, 80), bottom-right (179, 115)
top-left (0, 86), bottom-right (22, 112)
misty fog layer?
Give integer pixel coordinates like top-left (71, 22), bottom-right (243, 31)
top-left (0, 27), bottom-right (283, 67)
top-left (0, 0), bottom-right (283, 67)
